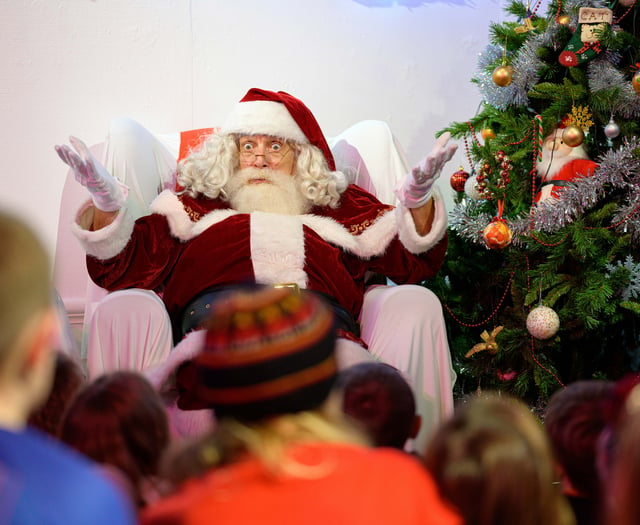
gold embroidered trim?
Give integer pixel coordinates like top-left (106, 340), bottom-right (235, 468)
top-left (348, 208), bottom-right (389, 235)
top-left (178, 194), bottom-right (202, 222)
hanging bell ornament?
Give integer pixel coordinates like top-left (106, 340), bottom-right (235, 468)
top-left (632, 71), bottom-right (640, 94)
top-left (561, 125), bottom-right (585, 147)
top-left (491, 65), bottom-right (514, 87)
top-left (557, 15), bottom-right (571, 25)
top-left (604, 118), bottom-right (620, 139)
top-left (450, 168), bottom-right (470, 192)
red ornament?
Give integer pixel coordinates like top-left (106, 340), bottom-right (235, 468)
top-left (483, 219), bottom-right (513, 250)
top-left (450, 168), bottom-right (470, 192)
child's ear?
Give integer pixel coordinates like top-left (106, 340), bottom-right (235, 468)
top-left (410, 414), bottom-right (422, 439)
top-left (23, 308), bottom-right (57, 371)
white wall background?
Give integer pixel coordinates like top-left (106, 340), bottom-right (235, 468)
top-left (2, 0), bottom-right (508, 279)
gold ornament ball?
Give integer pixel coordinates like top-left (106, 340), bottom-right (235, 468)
top-left (481, 128), bottom-right (496, 141)
top-left (557, 15), bottom-right (571, 26)
top-left (483, 220), bottom-right (513, 250)
top-left (561, 125), bottom-right (585, 147)
top-left (491, 65), bottom-right (514, 87)
top-left (632, 71), bottom-right (640, 94)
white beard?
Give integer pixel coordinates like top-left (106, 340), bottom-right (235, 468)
top-left (224, 168), bottom-right (312, 215)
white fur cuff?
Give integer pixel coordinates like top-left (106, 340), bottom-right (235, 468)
top-left (71, 200), bottom-right (135, 260)
top-left (396, 188), bottom-right (448, 254)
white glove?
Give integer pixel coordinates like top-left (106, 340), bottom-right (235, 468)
top-left (395, 131), bottom-right (458, 208)
top-left (55, 136), bottom-right (128, 212)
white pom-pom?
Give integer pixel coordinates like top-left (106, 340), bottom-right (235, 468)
top-left (526, 306), bottom-right (560, 340)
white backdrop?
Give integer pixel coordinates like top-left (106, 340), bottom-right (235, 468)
top-left (1, 0), bottom-right (508, 277)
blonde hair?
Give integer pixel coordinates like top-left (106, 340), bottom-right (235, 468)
top-left (162, 393), bottom-right (369, 486)
top-left (177, 133), bottom-right (343, 208)
top-left (0, 212), bottom-right (51, 366)
top-left (424, 393), bottom-right (575, 525)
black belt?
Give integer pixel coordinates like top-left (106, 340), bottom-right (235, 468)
top-left (539, 179), bottom-right (572, 187)
top-left (177, 284), bottom-right (359, 342)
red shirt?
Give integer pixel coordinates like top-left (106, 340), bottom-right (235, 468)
top-left (141, 442), bottom-right (461, 525)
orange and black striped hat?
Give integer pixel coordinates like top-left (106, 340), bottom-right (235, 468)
top-left (189, 286), bottom-right (338, 421)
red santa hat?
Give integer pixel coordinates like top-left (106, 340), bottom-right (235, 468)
top-left (221, 88), bottom-right (336, 171)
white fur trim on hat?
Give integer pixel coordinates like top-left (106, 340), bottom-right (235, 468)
top-left (221, 100), bottom-right (309, 143)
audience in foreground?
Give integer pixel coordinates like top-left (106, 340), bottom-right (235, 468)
top-left (27, 350), bottom-right (86, 438)
top-left (0, 210), bottom-right (135, 524)
top-left (544, 379), bottom-right (614, 525)
top-left (423, 393), bottom-right (575, 525)
top-left (333, 361), bottom-right (420, 451)
top-left (141, 286), bottom-right (461, 525)
top-left (594, 375), bottom-right (640, 525)
top-left (60, 370), bottom-right (171, 509)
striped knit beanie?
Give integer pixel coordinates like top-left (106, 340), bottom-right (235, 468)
top-left (188, 286), bottom-right (338, 420)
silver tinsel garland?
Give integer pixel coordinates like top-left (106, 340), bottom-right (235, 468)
top-left (588, 58), bottom-right (640, 120)
top-left (449, 137), bottom-right (640, 248)
top-left (474, 0), bottom-right (610, 110)
top-left (453, 0), bottom-right (640, 249)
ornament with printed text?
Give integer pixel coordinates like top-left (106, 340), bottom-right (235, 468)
top-left (604, 118), bottom-right (620, 139)
top-left (482, 219), bottom-right (512, 250)
top-left (450, 168), bottom-right (470, 192)
top-left (562, 125), bottom-right (585, 147)
top-left (492, 65), bottom-right (514, 87)
top-left (526, 306), bottom-right (560, 340)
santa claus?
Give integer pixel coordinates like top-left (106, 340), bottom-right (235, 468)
top-left (55, 88), bottom-right (458, 450)
top-left (535, 125), bottom-right (598, 204)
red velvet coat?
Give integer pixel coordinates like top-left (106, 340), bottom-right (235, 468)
top-left (76, 185), bottom-right (448, 329)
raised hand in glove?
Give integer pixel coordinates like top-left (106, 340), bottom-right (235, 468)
top-left (395, 131), bottom-right (458, 208)
top-left (55, 136), bottom-right (128, 212)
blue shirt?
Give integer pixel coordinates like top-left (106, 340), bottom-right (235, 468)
top-left (0, 426), bottom-right (136, 525)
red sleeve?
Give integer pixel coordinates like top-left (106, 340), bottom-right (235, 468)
top-left (87, 214), bottom-right (183, 293)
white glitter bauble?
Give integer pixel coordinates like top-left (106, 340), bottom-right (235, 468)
top-left (526, 306), bottom-right (560, 340)
top-left (604, 119), bottom-right (620, 139)
top-left (464, 175), bottom-right (483, 201)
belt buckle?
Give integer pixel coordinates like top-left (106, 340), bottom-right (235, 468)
top-left (273, 283), bottom-right (300, 295)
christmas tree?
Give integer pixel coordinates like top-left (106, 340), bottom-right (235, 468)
top-left (426, 0), bottom-right (640, 406)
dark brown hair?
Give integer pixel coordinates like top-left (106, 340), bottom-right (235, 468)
top-left (61, 370), bottom-right (170, 507)
top-left (28, 351), bottom-right (86, 437)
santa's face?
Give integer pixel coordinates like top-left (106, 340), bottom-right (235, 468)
top-left (537, 128), bottom-right (588, 180)
top-left (542, 128), bottom-right (572, 158)
top-left (237, 135), bottom-right (296, 176)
